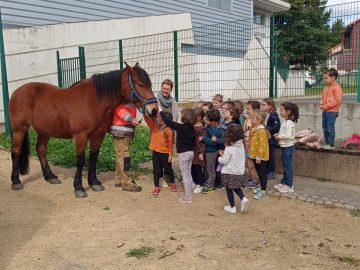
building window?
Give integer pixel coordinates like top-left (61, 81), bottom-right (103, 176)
top-left (208, 0), bottom-right (232, 12)
top-left (343, 28), bottom-right (351, 50)
top-left (253, 13), bottom-right (264, 25)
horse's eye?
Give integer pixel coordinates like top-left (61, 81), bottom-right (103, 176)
top-left (138, 83), bottom-right (144, 87)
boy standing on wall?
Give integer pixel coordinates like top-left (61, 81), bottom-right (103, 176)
top-left (320, 68), bottom-right (343, 149)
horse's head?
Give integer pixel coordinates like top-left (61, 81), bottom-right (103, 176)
top-left (123, 62), bottom-right (158, 117)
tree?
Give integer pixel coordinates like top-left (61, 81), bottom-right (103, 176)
top-left (329, 19), bottom-right (345, 48)
top-left (275, 0), bottom-right (332, 69)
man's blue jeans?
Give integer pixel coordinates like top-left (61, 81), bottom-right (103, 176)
top-left (322, 112), bottom-right (338, 146)
top-left (281, 146), bottom-right (294, 187)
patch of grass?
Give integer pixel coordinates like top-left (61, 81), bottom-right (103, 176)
top-left (350, 208), bottom-right (360, 217)
top-left (338, 256), bottom-right (360, 266)
top-left (126, 246), bottom-right (155, 259)
top-left (305, 84), bottom-right (357, 96)
top-left (0, 126), bottom-right (152, 172)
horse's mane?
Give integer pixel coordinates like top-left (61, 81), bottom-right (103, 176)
top-left (92, 67), bottom-right (152, 101)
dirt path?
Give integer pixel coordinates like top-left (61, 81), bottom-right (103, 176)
top-left (0, 149), bottom-right (359, 269)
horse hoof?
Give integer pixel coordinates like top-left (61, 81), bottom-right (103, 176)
top-left (48, 178), bottom-right (62, 184)
top-left (91, 184), bottom-right (105, 192)
top-left (74, 190), bottom-right (88, 198)
top-left (12, 183), bottom-right (24, 190)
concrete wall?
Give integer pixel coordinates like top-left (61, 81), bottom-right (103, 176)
top-left (289, 101), bottom-right (360, 140)
top-left (274, 146), bottom-right (360, 185)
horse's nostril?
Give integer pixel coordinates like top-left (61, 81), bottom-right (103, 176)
top-left (151, 108), bottom-right (158, 116)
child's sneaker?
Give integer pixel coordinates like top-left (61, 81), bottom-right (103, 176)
top-left (253, 186), bottom-right (261, 194)
top-left (278, 185), bottom-right (294, 193)
top-left (152, 187), bottom-right (160, 196)
top-left (193, 185), bottom-right (203, 194)
top-left (322, 144), bottom-right (335, 150)
top-left (254, 190), bottom-right (266, 200)
top-left (170, 183), bottom-right (177, 192)
top-left (240, 197), bottom-right (250, 212)
top-left (247, 180), bottom-right (259, 189)
top-left (201, 185), bottom-right (215, 194)
top-left (160, 178), bottom-right (168, 188)
top-left (224, 205), bottom-right (237, 214)
top-left (274, 183), bottom-right (286, 190)
top-left (177, 196), bottom-right (192, 204)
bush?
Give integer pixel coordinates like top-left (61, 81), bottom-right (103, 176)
top-left (0, 126), bottom-right (152, 172)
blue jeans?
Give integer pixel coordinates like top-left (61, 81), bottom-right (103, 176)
top-left (322, 112), bottom-right (338, 146)
top-left (281, 146), bottom-right (294, 187)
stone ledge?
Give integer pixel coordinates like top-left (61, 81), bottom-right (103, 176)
top-left (274, 146), bottom-right (360, 186)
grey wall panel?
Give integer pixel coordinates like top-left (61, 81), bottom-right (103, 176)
top-left (1, 0), bottom-right (252, 28)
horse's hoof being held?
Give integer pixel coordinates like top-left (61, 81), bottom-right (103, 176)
top-left (48, 178), bottom-right (62, 184)
top-left (74, 190), bottom-right (88, 198)
top-left (91, 184), bottom-right (105, 192)
top-left (12, 183), bottom-right (24, 190)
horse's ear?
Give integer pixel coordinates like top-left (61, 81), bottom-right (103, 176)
top-left (124, 62), bottom-right (130, 68)
top-left (134, 62), bottom-right (140, 68)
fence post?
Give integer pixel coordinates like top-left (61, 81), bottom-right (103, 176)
top-left (119, 40), bottom-right (124, 70)
top-left (78, 46), bottom-right (86, 80)
top-left (274, 34), bottom-right (278, 98)
top-left (173, 31), bottom-right (179, 101)
top-left (0, 9), bottom-right (11, 137)
top-left (358, 37), bottom-right (360, 102)
top-left (269, 16), bottom-right (275, 98)
top-left (56, 51), bottom-right (63, 87)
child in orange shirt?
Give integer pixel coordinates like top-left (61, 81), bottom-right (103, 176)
top-left (320, 68), bottom-right (343, 149)
top-left (144, 112), bottom-right (176, 196)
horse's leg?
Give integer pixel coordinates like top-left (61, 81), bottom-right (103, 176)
top-left (11, 130), bottom-right (30, 190)
top-left (88, 136), bottom-right (105, 192)
top-left (36, 134), bottom-right (61, 184)
top-left (73, 135), bottom-right (87, 198)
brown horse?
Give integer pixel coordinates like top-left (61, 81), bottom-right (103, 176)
top-left (9, 62), bottom-right (158, 198)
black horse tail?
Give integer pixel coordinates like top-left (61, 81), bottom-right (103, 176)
top-left (19, 131), bottom-right (30, 175)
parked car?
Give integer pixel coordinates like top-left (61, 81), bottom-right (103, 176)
top-left (304, 71), bottom-right (316, 87)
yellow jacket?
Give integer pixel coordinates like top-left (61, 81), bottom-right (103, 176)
top-left (249, 125), bottom-right (270, 161)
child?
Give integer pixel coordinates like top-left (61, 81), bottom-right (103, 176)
top-left (233, 100), bottom-right (245, 126)
top-left (200, 109), bottom-right (222, 193)
top-left (274, 102), bottom-right (299, 193)
top-left (194, 100), bottom-right (205, 109)
top-left (212, 94), bottom-right (223, 109)
top-left (160, 108), bottom-right (196, 203)
top-left (243, 100), bottom-right (260, 189)
top-left (110, 103), bottom-right (142, 192)
top-left (216, 101), bottom-right (238, 189)
top-left (202, 101), bottom-right (214, 112)
top-left (260, 98), bottom-right (280, 180)
top-left (320, 68), bottom-right (343, 149)
top-left (218, 125), bottom-right (249, 214)
top-left (191, 108), bottom-right (207, 193)
top-left (217, 101), bottom-right (238, 149)
top-left (144, 113), bottom-right (176, 196)
top-left (249, 110), bottom-right (270, 199)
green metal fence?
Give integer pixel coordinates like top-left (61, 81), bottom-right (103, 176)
top-left (56, 47), bottom-right (86, 88)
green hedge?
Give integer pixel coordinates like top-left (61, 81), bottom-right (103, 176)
top-left (0, 126), bottom-right (151, 171)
